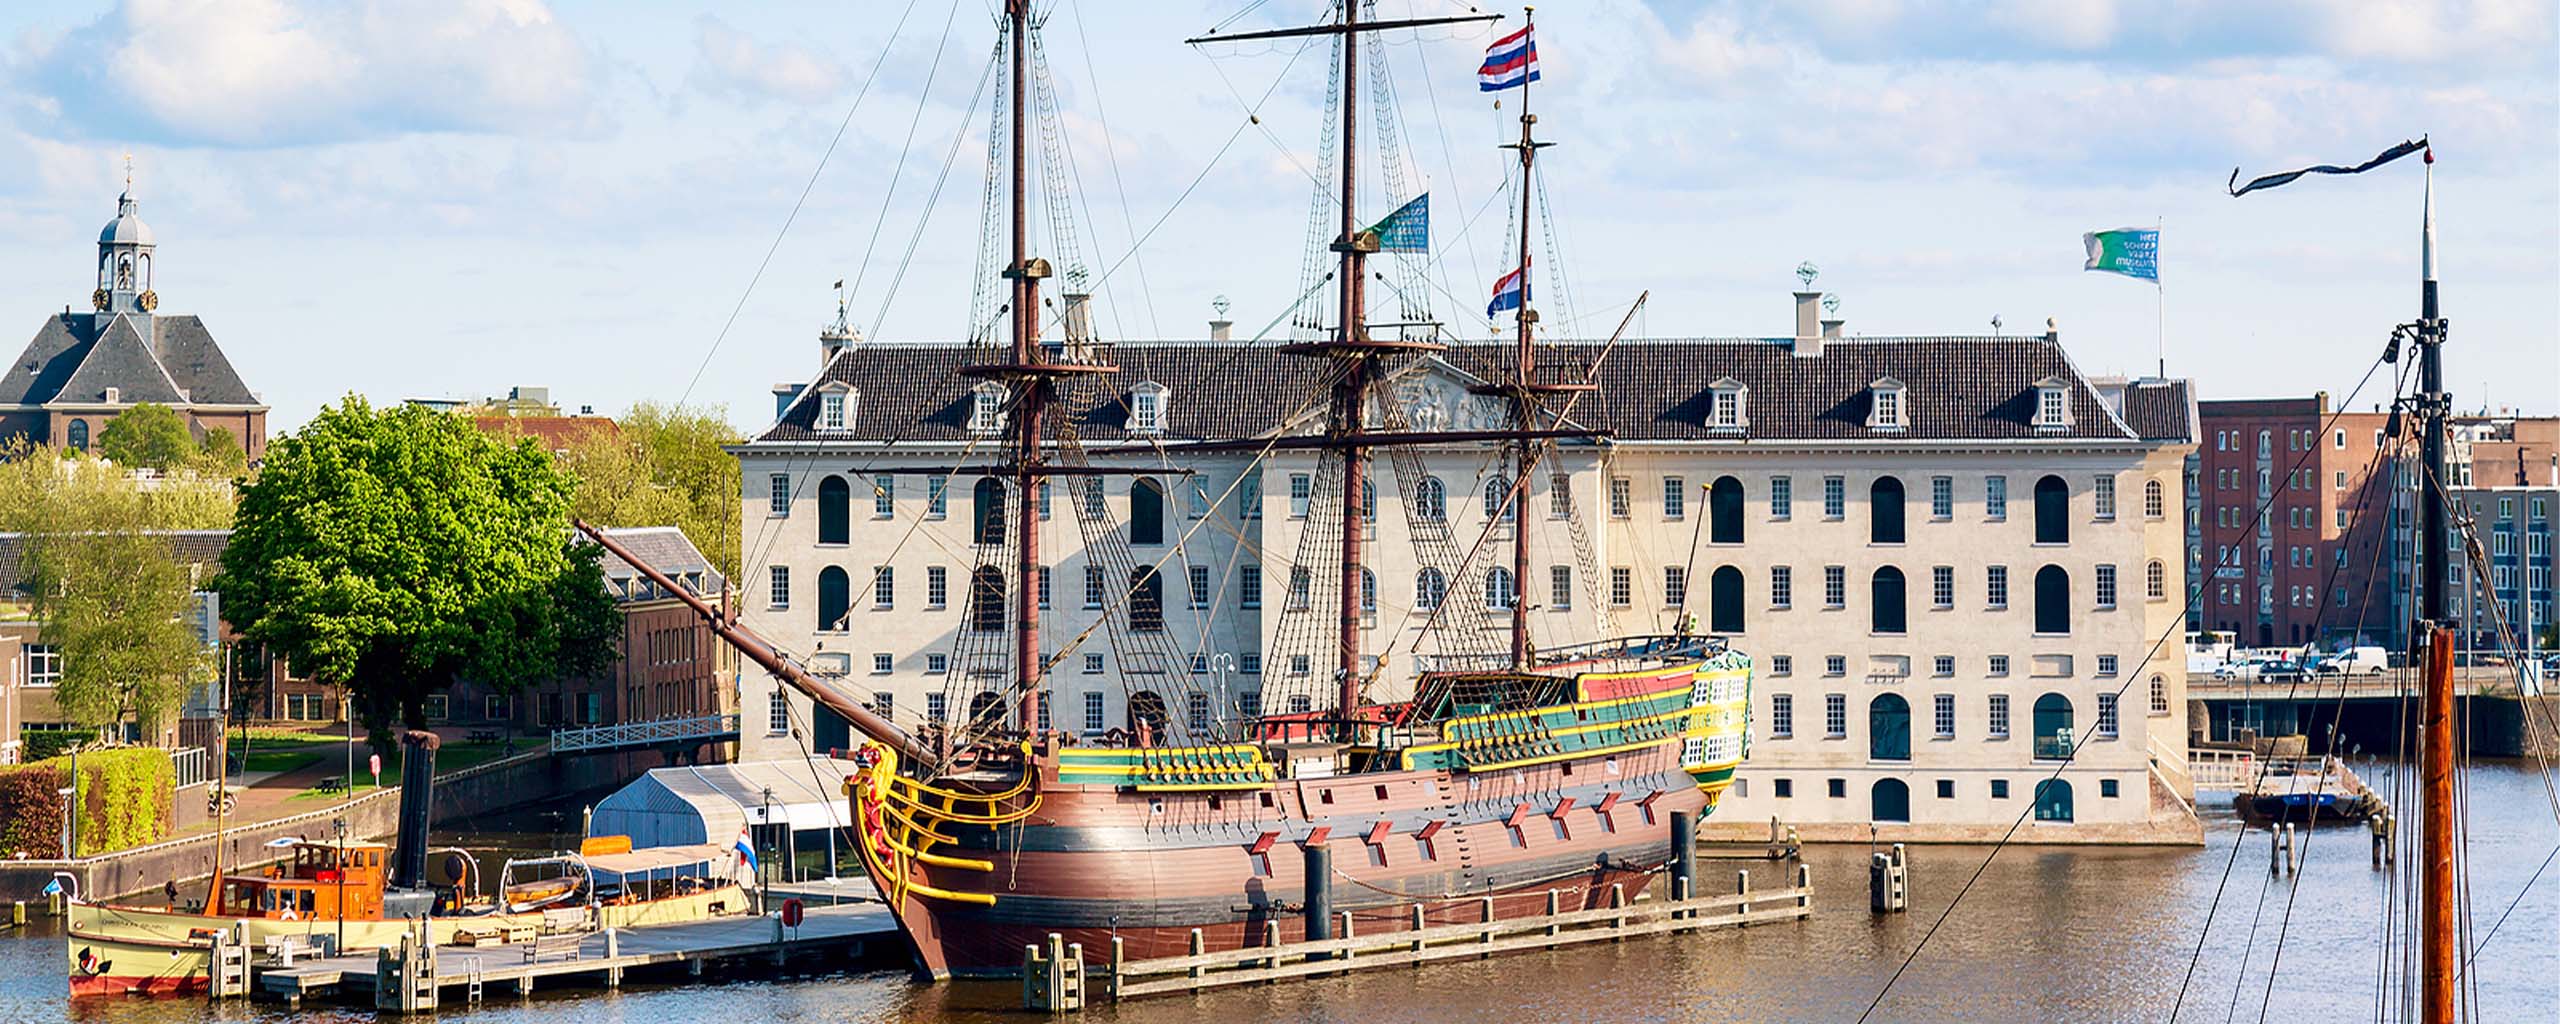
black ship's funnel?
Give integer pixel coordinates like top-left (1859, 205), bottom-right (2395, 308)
top-left (389, 729), bottom-right (439, 890)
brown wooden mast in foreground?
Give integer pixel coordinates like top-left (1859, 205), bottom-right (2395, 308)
top-left (2411, 145), bottom-right (2455, 1024)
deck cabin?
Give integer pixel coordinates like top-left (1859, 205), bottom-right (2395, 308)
top-left (217, 840), bottom-right (389, 921)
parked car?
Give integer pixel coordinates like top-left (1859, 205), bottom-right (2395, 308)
top-left (2258, 659), bottom-right (2310, 680)
top-left (2315, 646), bottom-right (2391, 676)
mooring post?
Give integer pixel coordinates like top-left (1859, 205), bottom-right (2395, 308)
top-left (1263, 920), bottom-right (1282, 975)
top-left (1479, 895), bottom-right (1496, 956)
top-left (1609, 883), bottom-right (1627, 939)
top-left (1110, 936), bottom-right (1126, 1001)
top-left (1410, 903), bottom-right (1428, 954)
top-left (1797, 862), bottom-right (1814, 910)
top-left (1188, 928), bottom-right (1205, 983)
top-left (1737, 869), bottom-right (1753, 925)
top-left (1065, 941), bottom-right (1085, 1011)
top-left (1672, 808), bottom-right (1697, 904)
top-left (605, 926), bottom-right (622, 988)
top-left (1044, 933), bottom-right (1068, 1011)
top-left (1021, 943), bottom-right (1040, 1010)
top-left (2269, 822), bottom-right (2283, 875)
top-left (10, 901), bottom-right (23, 926)
top-left (1304, 843), bottom-right (1333, 944)
top-left (1545, 889), bottom-right (1562, 937)
top-left (1338, 910), bottom-right (1356, 962)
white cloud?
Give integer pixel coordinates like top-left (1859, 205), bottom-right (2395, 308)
top-left (689, 15), bottom-right (848, 104)
top-left (9, 0), bottom-right (603, 147)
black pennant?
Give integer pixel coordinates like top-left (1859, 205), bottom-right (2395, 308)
top-left (2227, 137), bottom-right (2428, 197)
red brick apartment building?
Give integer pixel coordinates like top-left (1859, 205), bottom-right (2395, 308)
top-left (2197, 394), bottom-right (2399, 648)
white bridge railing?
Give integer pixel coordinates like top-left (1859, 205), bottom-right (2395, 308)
top-left (2187, 748), bottom-right (2258, 791)
top-left (550, 713), bottom-right (740, 754)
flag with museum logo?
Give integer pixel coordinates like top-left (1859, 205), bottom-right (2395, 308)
top-left (2083, 227), bottom-right (2159, 282)
top-left (1366, 194), bottom-right (1429, 253)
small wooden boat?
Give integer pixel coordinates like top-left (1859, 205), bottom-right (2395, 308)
top-left (2232, 757), bottom-right (2387, 826)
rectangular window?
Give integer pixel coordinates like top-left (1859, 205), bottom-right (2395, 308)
top-left (2096, 564), bottom-right (2118, 609)
top-left (1239, 653), bottom-right (1262, 675)
top-left (2094, 475), bottom-right (2116, 519)
top-left (1933, 655), bottom-right (1955, 677)
top-left (1823, 475), bottom-right (1846, 519)
top-left (925, 692), bottom-right (947, 724)
top-left (1188, 565), bottom-right (1211, 609)
top-left (1289, 473), bottom-right (1313, 518)
top-left (1988, 694), bottom-right (2011, 738)
top-left (1986, 476), bottom-right (2008, 520)
top-left (1239, 565), bottom-right (1262, 609)
top-left (1933, 693), bottom-right (1955, 738)
top-left (1770, 654), bottom-right (1794, 676)
top-left (1824, 694), bottom-right (1847, 738)
top-left (1937, 779), bottom-right (1956, 800)
top-left (1989, 654), bottom-right (2010, 677)
top-left (925, 653), bottom-right (948, 675)
top-left (926, 476), bottom-right (949, 518)
top-left (1774, 778), bottom-right (1794, 798)
top-left (768, 689), bottom-right (789, 734)
top-left (1038, 567), bottom-right (1052, 609)
top-left (869, 474), bottom-right (895, 517)
top-left (1550, 474), bottom-right (1572, 519)
top-left (1987, 565), bottom-right (2009, 609)
top-left (25, 644), bottom-right (60, 687)
top-left (1663, 477), bottom-right (1686, 519)
top-left (1608, 477), bottom-right (1632, 519)
top-left (1931, 566), bottom-right (1954, 609)
top-left (768, 566), bottom-right (790, 608)
top-left (1080, 691), bottom-right (1105, 733)
top-left (1771, 566), bottom-right (1793, 609)
top-left (872, 566), bottom-right (894, 608)
top-left (1609, 567), bottom-right (1633, 607)
top-left (1825, 654), bottom-right (1847, 677)
top-left (1663, 566), bottom-right (1687, 607)
top-left (1237, 472), bottom-right (1261, 519)
top-left (1082, 565), bottom-right (1106, 610)
top-left (871, 652), bottom-right (893, 674)
top-left (2097, 653), bottom-right (2119, 676)
top-left (1770, 695), bottom-right (1793, 738)
top-left (1770, 475), bottom-right (1792, 519)
top-left (1081, 652), bottom-right (1104, 675)
top-left (1823, 565), bottom-right (1846, 609)
top-left (1931, 476), bottom-right (1953, 520)
top-left (820, 392), bottom-right (846, 430)
top-left (1549, 565), bottom-right (1573, 609)
top-left (1991, 779), bottom-right (2010, 799)
top-left (926, 566), bottom-right (948, 609)
top-left (767, 473), bottom-right (791, 516)
top-left (2097, 693), bottom-right (2120, 739)
top-left (1189, 653), bottom-right (1210, 675)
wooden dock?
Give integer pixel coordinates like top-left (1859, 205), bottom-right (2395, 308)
top-left (255, 901), bottom-right (898, 1011)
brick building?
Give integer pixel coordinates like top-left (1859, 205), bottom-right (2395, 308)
top-left (2196, 395), bottom-right (2400, 648)
top-left (1, 185), bottom-right (268, 459)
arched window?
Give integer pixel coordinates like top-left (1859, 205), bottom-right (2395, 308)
top-left (1869, 693), bottom-right (1910, 761)
top-left (816, 566), bottom-right (851, 633)
top-left (2146, 559), bottom-right (2166, 600)
top-left (1415, 476), bottom-right (1447, 521)
top-left (2032, 693), bottom-right (2074, 760)
top-left (1130, 479), bottom-right (1166, 545)
top-left (1710, 566), bottom-right (1744, 633)
top-left (1128, 568), bottom-right (1165, 632)
top-left (1710, 476), bottom-right (1745, 544)
top-left (1871, 778), bottom-right (1911, 823)
top-left (2032, 779), bottom-right (2075, 822)
top-left (2144, 479), bottom-right (2165, 519)
top-left (1870, 477), bottom-right (1906, 543)
top-left (1871, 567), bottom-right (1908, 634)
top-left (1128, 691), bottom-right (1169, 737)
top-left (969, 566), bottom-right (1006, 633)
top-left (1416, 568), bottom-right (1447, 611)
top-left (2149, 675), bottom-right (2170, 716)
top-left (2034, 475), bottom-right (2069, 543)
top-left (971, 478), bottom-right (1005, 545)
top-left (817, 476), bottom-right (851, 544)
top-left (1484, 475), bottom-right (1515, 522)
top-left (66, 419), bottom-right (88, 452)
top-left (1362, 478), bottom-right (1377, 524)
top-left (1485, 567), bottom-right (1516, 610)
top-left (1360, 568), bottom-right (1377, 612)
top-left (2034, 565), bottom-right (2071, 634)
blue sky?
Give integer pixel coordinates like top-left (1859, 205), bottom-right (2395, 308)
top-left (2, 0), bottom-right (2551, 432)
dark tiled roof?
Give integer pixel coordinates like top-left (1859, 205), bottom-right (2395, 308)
top-left (0, 529), bottom-right (232, 595)
top-left (3, 313), bottom-right (261, 408)
top-left (754, 336), bottom-right (2154, 445)
top-left (2119, 379), bottom-right (2197, 442)
top-left (588, 526), bottom-right (726, 602)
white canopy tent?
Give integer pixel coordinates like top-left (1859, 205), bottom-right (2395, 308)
top-left (587, 759), bottom-right (862, 881)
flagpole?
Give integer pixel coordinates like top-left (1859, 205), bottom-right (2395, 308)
top-left (2155, 216), bottom-right (2165, 378)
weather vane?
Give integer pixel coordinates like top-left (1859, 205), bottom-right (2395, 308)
top-left (1795, 262), bottom-right (1819, 289)
top-left (1212, 294), bottom-right (1231, 318)
top-left (1821, 294), bottom-right (1840, 316)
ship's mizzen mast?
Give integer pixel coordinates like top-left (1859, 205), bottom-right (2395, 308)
top-left (2413, 146), bottom-right (2456, 1024)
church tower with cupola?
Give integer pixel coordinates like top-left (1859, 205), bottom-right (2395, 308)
top-left (94, 167), bottom-right (158, 321)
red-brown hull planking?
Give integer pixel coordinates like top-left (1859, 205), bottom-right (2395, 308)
top-left (883, 736), bottom-right (1713, 977)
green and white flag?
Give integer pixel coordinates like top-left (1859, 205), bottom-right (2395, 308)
top-left (2083, 227), bottom-right (2159, 282)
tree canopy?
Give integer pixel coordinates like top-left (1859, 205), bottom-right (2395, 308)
top-left (557, 401), bottom-right (742, 580)
top-left (0, 438), bottom-right (225, 732)
top-left (97, 402), bottom-right (196, 470)
top-left (215, 398), bottom-right (619, 745)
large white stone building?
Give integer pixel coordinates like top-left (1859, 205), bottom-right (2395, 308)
top-left (731, 293), bottom-right (2202, 844)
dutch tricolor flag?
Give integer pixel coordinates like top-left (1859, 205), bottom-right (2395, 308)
top-left (1478, 25), bottom-right (1539, 92)
top-left (1487, 261), bottom-right (1530, 316)
top-left (735, 825), bottom-right (759, 877)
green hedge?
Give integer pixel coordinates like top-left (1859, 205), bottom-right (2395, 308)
top-left (0, 747), bottom-right (175, 857)
top-left (19, 730), bottom-right (84, 761)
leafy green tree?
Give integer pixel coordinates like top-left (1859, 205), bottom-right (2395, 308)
top-left (215, 398), bottom-right (621, 749)
top-left (190, 425), bottom-right (250, 477)
top-left (560, 401), bottom-right (742, 580)
top-left (0, 438), bottom-right (214, 732)
top-left (97, 402), bottom-right (196, 470)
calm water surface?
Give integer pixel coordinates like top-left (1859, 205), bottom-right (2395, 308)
top-left (5, 760), bottom-right (2552, 1023)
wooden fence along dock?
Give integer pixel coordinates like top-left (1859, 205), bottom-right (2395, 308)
top-left (252, 901), bottom-right (898, 1012)
top-left (1026, 864), bottom-right (1816, 1011)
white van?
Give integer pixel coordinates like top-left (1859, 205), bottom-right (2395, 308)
top-left (2316, 646), bottom-right (2391, 676)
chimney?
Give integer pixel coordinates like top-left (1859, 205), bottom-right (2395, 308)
top-left (579, 405), bottom-right (595, 417)
top-left (1792, 291), bottom-right (1823, 357)
top-left (2043, 317), bottom-right (2059, 343)
top-left (772, 383), bottom-right (803, 420)
top-left (1209, 315), bottom-right (1233, 342)
top-left (1821, 318), bottom-right (1845, 339)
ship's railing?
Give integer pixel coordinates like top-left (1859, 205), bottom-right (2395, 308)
top-left (550, 713), bottom-right (740, 754)
top-left (1532, 634), bottom-right (1730, 670)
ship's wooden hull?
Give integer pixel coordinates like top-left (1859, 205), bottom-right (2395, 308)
top-left (65, 886), bottom-right (749, 999)
top-left (894, 738), bottom-right (1722, 977)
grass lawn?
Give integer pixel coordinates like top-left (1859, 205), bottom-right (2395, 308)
top-left (240, 726), bottom-right (360, 745)
top-left (239, 749), bottom-right (323, 774)
top-left (282, 741), bottom-right (519, 802)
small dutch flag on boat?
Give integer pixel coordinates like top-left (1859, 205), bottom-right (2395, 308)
top-left (1478, 25), bottom-right (1539, 92)
top-left (1487, 260), bottom-right (1530, 316)
top-left (735, 825), bottom-right (758, 876)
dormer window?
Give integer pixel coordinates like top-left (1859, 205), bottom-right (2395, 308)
top-left (1866, 377), bottom-right (1906, 431)
top-left (1129, 382), bottom-right (1169, 435)
top-left (814, 383), bottom-right (856, 432)
top-left (969, 383), bottom-right (1009, 435)
top-left (1707, 377), bottom-right (1749, 432)
top-left (2032, 375), bottom-right (2072, 430)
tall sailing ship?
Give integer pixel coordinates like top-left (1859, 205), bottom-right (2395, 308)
top-left (591, 0), bottom-right (1751, 978)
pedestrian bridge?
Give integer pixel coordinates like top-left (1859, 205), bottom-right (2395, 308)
top-left (550, 714), bottom-right (740, 755)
